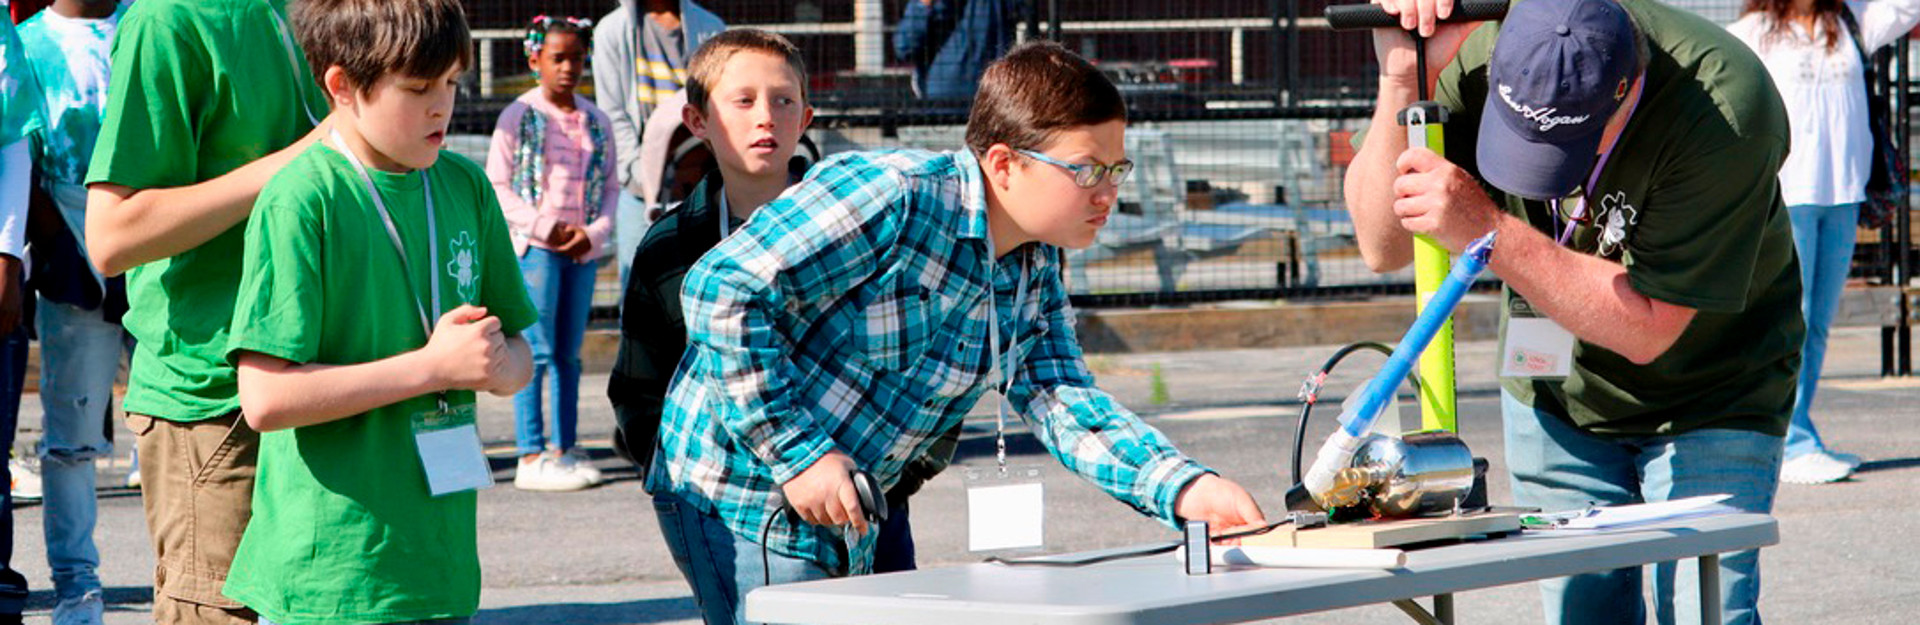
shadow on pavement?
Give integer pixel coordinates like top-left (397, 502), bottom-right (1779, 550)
top-left (477, 596), bottom-right (697, 624)
top-left (1855, 457), bottom-right (1920, 474)
top-left (25, 585), bottom-right (152, 611)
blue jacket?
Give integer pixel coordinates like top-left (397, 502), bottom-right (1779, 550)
top-left (893, 0), bottom-right (1021, 100)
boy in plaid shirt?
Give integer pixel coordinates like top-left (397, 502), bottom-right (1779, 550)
top-left (650, 41), bottom-right (1267, 625)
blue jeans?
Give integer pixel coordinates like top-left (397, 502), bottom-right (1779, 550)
top-left (870, 499), bottom-right (917, 574)
top-left (614, 192), bottom-right (649, 289)
top-left (35, 300), bottom-right (119, 600)
top-left (1502, 391), bottom-right (1783, 625)
top-left (512, 247), bottom-right (597, 455)
top-left (1784, 203), bottom-right (1857, 460)
top-left (0, 324), bottom-right (27, 616)
top-left (652, 492), bottom-right (834, 625)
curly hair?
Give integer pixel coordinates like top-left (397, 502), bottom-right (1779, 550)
top-left (524, 15), bottom-right (594, 59)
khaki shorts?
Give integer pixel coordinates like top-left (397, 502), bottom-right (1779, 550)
top-left (127, 411), bottom-right (260, 625)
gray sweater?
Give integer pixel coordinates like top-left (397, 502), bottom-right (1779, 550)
top-left (592, 0), bottom-right (724, 199)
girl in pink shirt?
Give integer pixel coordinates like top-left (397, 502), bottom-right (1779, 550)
top-left (487, 15), bottom-right (617, 492)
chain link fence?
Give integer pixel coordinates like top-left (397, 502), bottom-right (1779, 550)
top-left (453, 0), bottom-right (1914, 312)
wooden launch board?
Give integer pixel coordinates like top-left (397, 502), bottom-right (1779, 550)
top-left (1240, 512), bottom-right (1525, 550)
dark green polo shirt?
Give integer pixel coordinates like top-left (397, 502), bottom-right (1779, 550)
top-left (1433, 0), bottom-right (1802, 437)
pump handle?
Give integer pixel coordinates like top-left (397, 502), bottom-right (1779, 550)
top-left (1324, 1), bottom-right (1510, 30)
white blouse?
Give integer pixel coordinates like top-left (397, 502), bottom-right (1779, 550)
top-left (1729, 0), bottom-right (1920, 207)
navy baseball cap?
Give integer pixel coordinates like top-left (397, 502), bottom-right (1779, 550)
top-left (1477, 0), bottom-right (1640, 200)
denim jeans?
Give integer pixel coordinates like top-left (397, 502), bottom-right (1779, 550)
top-left (0, 324), bottom-right (27, 616)
top-left (1503, 391), bottom-right (1783, 625)
top-left (35, 300), bottom-right (119, 600)
top-left (870, 499), bottom-right (917, 574)
top-left (652, 492), bottom-right (836, 625)
top-left (512, 247), bottom-right (597, 456)
top-left (1784, 203), bottom-right (1858, 460)
top-left (614, 192), bottom-right (649, 289)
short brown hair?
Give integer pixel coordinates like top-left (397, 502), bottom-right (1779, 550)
top-left (965, 41), bottom-right (1126, 154)
top-left (684, 28), bottom-right (809, 113)
top-left (292, 0), bottom-right (473, 93)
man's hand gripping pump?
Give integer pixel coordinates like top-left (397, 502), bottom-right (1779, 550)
top-left (1283, 2), bottom-right (1507, 520)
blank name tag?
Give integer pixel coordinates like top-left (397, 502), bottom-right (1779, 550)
top-left (965, 466), bottom-right (1045, 552)
top-left (1501, 317), bottom-right (1576, 379)
top-left (413, 406), bottom-right (495, 497)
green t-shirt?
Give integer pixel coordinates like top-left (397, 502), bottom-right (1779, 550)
top-left (1432, 0), bottom-right (1802, 437)
top-left (220, 143), bottom-right (536, 624)
top-left (84, 0), bottom-right (326, 422)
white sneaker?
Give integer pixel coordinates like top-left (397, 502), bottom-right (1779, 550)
top-left (513, 453), bottom-right (594, 492)
top-left (51, 590), bottom-right (104, 625)
top-left (9, 458), bottom-right (40, 501)
top-left (1826, 450), bottom-right (1863, 470)
top-left (1780, 452), bottom-right (1853, 485)
top-left (125, 468), bottom-right (142, 489)
top-left (557, 449), bottom-right (604, 486)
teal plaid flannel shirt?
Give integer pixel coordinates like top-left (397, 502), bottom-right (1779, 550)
top-left (654, 148), bottom-right (1213, 572)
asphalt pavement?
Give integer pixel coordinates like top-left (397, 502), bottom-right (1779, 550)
top-left (8, 327), bottom-right (1917, 624)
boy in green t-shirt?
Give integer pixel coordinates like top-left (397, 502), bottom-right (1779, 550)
top-left (219, 0), bottom-right (536, 622)
top-left (82, 0), bottom-right (326, 622)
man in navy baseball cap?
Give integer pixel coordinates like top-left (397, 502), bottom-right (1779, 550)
top-left (1341, 0), bottom-right (1799, 624)
top-left (1476, 0), bottom-right (1641, 200)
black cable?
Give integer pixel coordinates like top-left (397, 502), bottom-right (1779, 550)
top-left (983, 518), bottom-right (1300, 567)
top-left (985, 542), bottom-right (1181, 567)
top-left (762, 511), bottom-right (780, 587)
top-left (1290, 341), bottom-right (1422, 485)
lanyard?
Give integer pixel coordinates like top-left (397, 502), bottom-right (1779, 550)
top-left (983, 233), bottom-right (1029, 472)
top-left (1549, 152), bottom-right (1616, 247)
top-left (1550, 87), bottom-right (1642, 246)
top-left (264, 1), bottom-right (320, 127)
top-left (330, 130), bottom-right (441, 338)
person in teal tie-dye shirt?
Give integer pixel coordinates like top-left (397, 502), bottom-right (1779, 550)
top-left (17, 1), bottom-right (129, 623)
top-left (0, 3), bottom-right (41, 623)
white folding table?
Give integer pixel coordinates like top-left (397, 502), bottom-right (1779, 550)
top-left (746, 513), bottom-right (1777, 625)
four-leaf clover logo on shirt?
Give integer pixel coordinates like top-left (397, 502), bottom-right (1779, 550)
top-left (1596, 192), bottom-right (1638, 258)
top-left (447, 231), bottom-right (479, 303)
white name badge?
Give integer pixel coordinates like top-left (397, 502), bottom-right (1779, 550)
top-left (965, 465), bottom-right (1045, 552)
top-left (412, 404), bottom-right (495, 496)
top-left (1501, 317), bottom-right (1576, 379)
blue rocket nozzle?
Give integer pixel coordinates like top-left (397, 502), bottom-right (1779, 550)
top-left (1337, 231), bottom-right (1497, 438)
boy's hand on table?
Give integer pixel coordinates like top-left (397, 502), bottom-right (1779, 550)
top-left (421, 304), bottom-right (507, 391)
top-left (781, 451), bottom-right (870, 536)
top-left (1174, 474), bottom-right (1267, 545)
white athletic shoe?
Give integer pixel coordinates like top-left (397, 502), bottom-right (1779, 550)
top-left (8, 458), bottom-right (40, 501)
top-left (1780, 452), bottom-right (1853, 485)
top-left (1826, 450), bottom-right (1863, 470)
top-left (513, 452), bottom-right (595, 492)
top-left (51, 589), bottom-right (104, 625)
top-left (557, 449), bottom-right (604, 486)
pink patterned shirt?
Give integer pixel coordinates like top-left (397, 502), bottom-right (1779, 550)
top-left (486, 89), bottom-right (620, 259)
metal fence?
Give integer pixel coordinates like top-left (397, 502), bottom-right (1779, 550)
top-left (455, 0), bottom-right (1915, 314)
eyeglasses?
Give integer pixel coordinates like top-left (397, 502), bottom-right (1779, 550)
top-left (1014, 149), bottom-right (1134, 189)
